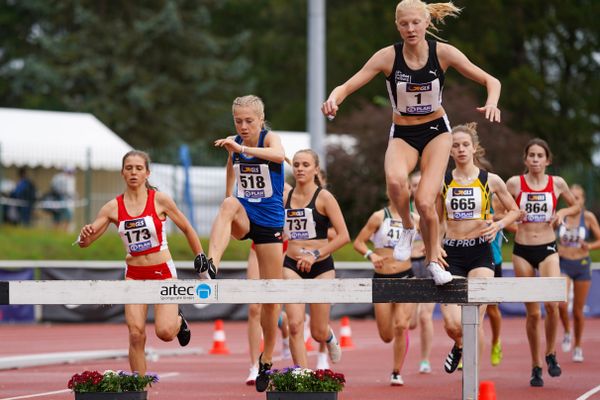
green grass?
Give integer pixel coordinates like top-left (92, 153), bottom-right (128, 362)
top-left (2, 226), bottom-right (599, 262)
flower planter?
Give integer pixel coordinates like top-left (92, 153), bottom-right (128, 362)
top-left (266, 392), bottom-right (338, 400)
top-left (74, 392), bottom-right (147, 400)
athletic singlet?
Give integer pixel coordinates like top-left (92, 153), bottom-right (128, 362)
top-left (385, 40), bottom-right (445, 116)
top-left (558, 212), bottom-right (588, 248)
top-left (516, 175), bottom-right (556, 223)
top-left (442, 169), bottom-right (491, 221)
top-left (232, 130), bottom-right (284, 228)
top-left (117, 189), bottom-right (168, 256)
top-left (284, 187), bottom-right (329, 240)
top-left (489, 203), bottom-right (503, 265)
top-left (371, 207), bottom-right (404, 249)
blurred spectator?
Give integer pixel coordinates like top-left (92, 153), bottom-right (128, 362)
top-left (49, 167), bottom-right (76, 231)
top-left (9, 167), bottom-right (37, 226)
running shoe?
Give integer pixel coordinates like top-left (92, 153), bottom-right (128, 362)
top-left (194, 253), bottom-right (217, 279)
top-left (393, 227), bottom-right (416, 261)
top-left (316, 351), bottom-right (330, 370)
top-left (255, 353), bottom-right (273, 392)
top-left (491, 340), bottom-right (503, 366)
top-left (390, 372), bottom-right (404, 386)
top-left (419, 360), bottom-right (431, 374)
top-left (457, 360), bottom-right (463, 370)
top-left (281, 342), bottom-right (292, 360)
top-left (545, 353), bottom-right (562, 377)
top-left (561, 333), bottom-right (572, 353)
top-left (245, 365), bottom-right (259, 386)
top-left (176, 310), bottom-right (191, 347)
top-left (427, 261), bottom-right (453, 286)
top-left (573, 347), bottom-right (584, 363)
top-left (326, 329), bottom-right (342, 363)
top-left (444, 344), bottom-right (462, 373)
top-left (530, 366), bottom-right (543, 387)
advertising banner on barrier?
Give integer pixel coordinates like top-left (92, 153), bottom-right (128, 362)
top-left (0, 268), bottom-right (34, 322)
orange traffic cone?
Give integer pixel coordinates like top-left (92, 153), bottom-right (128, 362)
top-left (304, 313), bottom-right (314, 351)
top-left (339, 316), bottom-right (354, 348)
top-left (478, 380), bottom-right (496, 400)
top-left (209, 319), bottom-right (230, 355)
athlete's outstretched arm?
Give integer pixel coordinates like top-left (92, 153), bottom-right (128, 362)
top-left (78, 200), bottom-right (116, 248)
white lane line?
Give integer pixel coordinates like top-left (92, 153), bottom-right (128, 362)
top-left (577, 384), bottom-right (600, 400)
top-left (0, 372), bottom-right (179, 400)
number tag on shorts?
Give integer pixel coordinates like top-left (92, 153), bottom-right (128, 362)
top-left (520, 193), bottom-right (553, 222)
top-left (284, 208), bottom-right (317, 240)
top-left (384, 219), bottom-right (404, 248)
top-left (446, 187), bottom-right (483, 220)
top-left (234, 163), bottom-right (273, 199)
top-left (396, 78), bottom-right (442, 115)
top-left (119, 216), bottom-right (160, 254)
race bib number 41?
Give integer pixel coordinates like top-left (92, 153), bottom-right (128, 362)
top-left (234, 163), bottom-right (273, 199)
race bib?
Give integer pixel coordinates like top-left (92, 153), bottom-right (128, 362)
top-left (234, 163), bottom-right (273, 199)
top-left (520, 193), bottom-right (553, 222)
top-left (558, 225), bottom-right (585, 248)
top-left (383, 219), bottom-right (404, 248)
top-left (119, 216), bottom-right (160, 254)
top-left (396, 78), bottom-right (442, 115)
top-left (446, 187), bottom-right (483, 220)
top-left (284, 208), bottom-right (317, 240)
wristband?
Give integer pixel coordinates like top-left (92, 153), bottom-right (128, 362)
top-left (364, 249), bottom-right (374, 260)
top-left (311, 249), bottom-right (321, 260)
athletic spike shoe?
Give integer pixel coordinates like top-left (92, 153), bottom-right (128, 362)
top-left (530, 366), bottom-right (543, 387)
top-left (316, 351), bottom-right (330, 370)
top-left (255, 353), bottom-right (272, 392)
top-left (194, 253), bottom-right (217, 279)
top-left (444, 344), bottom-right (462, 373)
top-left (419, 360), bottom-right (431, 374)
top-left (390, 371), bottom-right (404, 386)
top-left (393, 227), bottom-right (416, 261)
top-left (545, 353), bottom-right (562, 377)
top-left (491, 340), bottom-right (503, 366)
top-left (326, 330), bottom-right (342, 363)
top-left (573, 347), bottom-right (584, 363)
top-left (427, 261), bottom-right (453, 286)
top-left (176, 310), bottom-right (191, 347)
top-left (245, 365), bottom-right (259, 386)
top-left (561, 333), bottom-right (572, 352)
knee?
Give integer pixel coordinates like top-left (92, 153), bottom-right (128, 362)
top-left (544, 302), bottom-right (559, 316)
top-left (526, 310), bottom-right (542, 323)
top-left (248, 304), bottom-right (261, 321)
top-left (155, 325), bottom-right (175, 342)
top-left (415, 197), bottom-right (436, 219)
top-left (379, 331), bottom-right (393, 343)
top-left (129, 328), bottom-right (146, 348)
top-left (311, 327), bottom-right (330, 343)
top-left (444, 322), bottom-right (462, 339)
top-left (393, 320), bottom-right (409, 338)
top-left (386, 175), bottom-right (409, 195)
top-left (219, 197), bottom-right (240, 218)
top-left (288, 319), bottom-right (305, 337)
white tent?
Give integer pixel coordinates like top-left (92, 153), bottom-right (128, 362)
top-left (0, 108), bottom-right (132, 171)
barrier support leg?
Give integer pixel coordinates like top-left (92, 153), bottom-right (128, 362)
top-left (462, 304), bottom-right (479, 400)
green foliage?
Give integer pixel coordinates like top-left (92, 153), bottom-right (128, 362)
top-left (267, 367), bottom-right (345, 393)
top-left (68, 370), bottom-right (158, 393)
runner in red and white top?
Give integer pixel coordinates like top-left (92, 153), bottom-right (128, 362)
top-left (77, 150), bottom-right (204, 376)
top-left (506, 138), bottom-right (579, 387)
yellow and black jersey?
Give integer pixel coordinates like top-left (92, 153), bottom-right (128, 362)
top-left (442, 169), bottom-right (491, 221)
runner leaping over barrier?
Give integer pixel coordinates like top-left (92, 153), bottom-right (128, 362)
top-left (0, 277), bottom-right (565, 400)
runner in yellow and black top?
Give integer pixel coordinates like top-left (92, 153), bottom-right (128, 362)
top-left (437, 122), bottom-right (521, 375)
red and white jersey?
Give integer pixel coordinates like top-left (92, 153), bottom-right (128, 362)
top-left (516, 175), bottom-right (556, 223)
top-left (117, 189), bottom-right (168, 256)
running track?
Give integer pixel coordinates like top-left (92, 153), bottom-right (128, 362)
top-left (1, 318), bottom-right (599, 399)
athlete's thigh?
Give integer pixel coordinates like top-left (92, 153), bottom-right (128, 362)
top-left (256, 243), bottom-right (284, 279)
top-left (538, 253), bottom-right (560, 277)
top-left (125, 304), bottom-right (149, 331)
top-left (572, 280), bottom-right (592, 309)
top-left (384, 138), bottom-right (419, 181)
top-left (512, 254), bottom-right (536, 277)
top-left (393, 302), bottom-right (416, 326)
top-left (154, 303), bottom-right (178, 330)
top-left (440, 303), bottom-right (461, 328)
top-left (417, 132), bottom-right (451, 201)
top-left (247, 248), bottom-right (259, 279)
top-left (308, 270), bottom-right (335, 329)
top-left (374, 303), bottom-right (394, 336)
top-left (228, 198), bottom-right (251, 239)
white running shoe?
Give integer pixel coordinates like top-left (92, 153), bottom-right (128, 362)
top-left (390, 372), bottom-right (404, 386)
top-left (419, 360), bottom-right (432, 374)
top-left (245, 365), bottom-right (258, 386)
top-left (316, 351), bottom-right (330, 370)
top-left (326, 330), bottom-right (342, 363)
top-left (393, 228), bottom-right (416, 261)
top-left (561, 333), bottom-right (572, 353)
top-left (573, 347), bottom-right (584, 363)
top-left (281, 337), bottom-right (291, 359)
top-left (427, 261), bottom-right (452, 285)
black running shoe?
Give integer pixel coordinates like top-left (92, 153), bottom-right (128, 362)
top-left (255, 353), bottom-right (273, 392)
top-left (530, 366), bottom-right (543, 387)
top-left (177, 310), bottom-right (191, 347)
top-left (194, 253), bottom-right (217, 279)
top-left (545, 353), bottom-right (562, 377)
top-left (444, 344), bottom-right (463, 373)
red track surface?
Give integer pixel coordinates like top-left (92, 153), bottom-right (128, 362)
top-left (1, 317), bottom-right (599, 399)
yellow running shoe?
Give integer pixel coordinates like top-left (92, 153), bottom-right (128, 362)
top-left (491, 341), bottom-right (503, 366)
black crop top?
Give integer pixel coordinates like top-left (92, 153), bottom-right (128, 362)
top-left (284, 187), bottom-right (330, 240)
